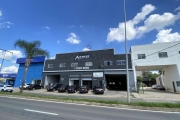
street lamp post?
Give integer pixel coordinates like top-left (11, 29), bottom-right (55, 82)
top-left (0, 50), bottom-right (6, 73)
top-left (124, 0), bottom-right (130, 103)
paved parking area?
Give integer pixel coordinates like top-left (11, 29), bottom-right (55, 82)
top-left (132, 87), bottom-right (180, 102)
top-left (13, 88), bottom-right (130, 98)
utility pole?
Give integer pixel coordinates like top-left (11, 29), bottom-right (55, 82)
top-left (0, 49), bottom-right (13, 73)
top-left (124, 0), bottom-right (130, 103)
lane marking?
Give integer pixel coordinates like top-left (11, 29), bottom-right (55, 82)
top-left (24, 109), bottom-right (58, 115)
top-left (1, 95), bottom-right (180, 114)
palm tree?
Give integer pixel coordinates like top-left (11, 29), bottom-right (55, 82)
top-left (14, 39), bottom-right (50, 93)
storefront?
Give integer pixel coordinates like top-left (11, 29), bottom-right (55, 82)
top-left (42, 49), bottom-right (135, 91)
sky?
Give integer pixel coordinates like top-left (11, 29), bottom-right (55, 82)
top-left (0, 0), bottom-right (180, 73)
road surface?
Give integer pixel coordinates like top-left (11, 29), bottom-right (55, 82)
top-left (0, 96), bottom-right (179, 120)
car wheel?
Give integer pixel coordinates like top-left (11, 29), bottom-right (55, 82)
top-left (1, 89), bottom-right (4, 92)
top-left (10, 91), bottom-right (13, 93)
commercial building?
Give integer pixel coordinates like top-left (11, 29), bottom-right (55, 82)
top-left (42, 49), bottom-right (135, 91)
top-left (14, 56), bottom-right (45, 87)
top-left (0, 73), bottom-right (17, 86)
top-left (130, 41), bottom-right (180, 92)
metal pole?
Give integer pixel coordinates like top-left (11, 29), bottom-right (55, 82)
top-left (0, 50), bottom-right (6, 73)
top-left (124, 0), bottom-right (130, 103)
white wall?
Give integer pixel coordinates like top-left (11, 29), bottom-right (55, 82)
top-left (131, 41), bottom-right (180, 92)
top-left (163, 65), bottom-right (180, 92)
top-left (131, 41), bottom-right (180, 67)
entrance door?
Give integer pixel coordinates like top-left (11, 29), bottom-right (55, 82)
top-left (83, 81), bottom-right (92, 89)
top-left (99, 81), bottom-right (103, 87)
top-left (74, 80), bottom-right (79, 87)
top-left (172, 82), bottom-right (176, 92)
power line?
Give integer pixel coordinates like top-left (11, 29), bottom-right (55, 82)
top-left (133, 45), bottom-right (180, 62)
top-left (132, 42), bottom-right (180, 61)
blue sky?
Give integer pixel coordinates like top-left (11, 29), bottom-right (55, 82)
top-left (0, 0), bottom-right (180, 73)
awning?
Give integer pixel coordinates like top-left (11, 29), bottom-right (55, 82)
top-left (81, 78), bottom-right (92, 81)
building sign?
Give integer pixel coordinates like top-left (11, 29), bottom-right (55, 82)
top-left (61, 78), bottom-right (64, 82)
top-left (74, 67), bottom-right (89, 70)
top-left (75, 55), bottom-right (90, 61)
top-left (176, 81), bottom-right (180, 87)
top-left (93, 72), bottom-right (103, 77)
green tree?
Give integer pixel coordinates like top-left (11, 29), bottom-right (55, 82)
top-left (137, 76), bottom-right (143, 82)
top-left (14, 39), bottom-right (50, 93)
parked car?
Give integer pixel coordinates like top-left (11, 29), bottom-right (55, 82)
top-left (79, 85), bottom-right (89, 93)
top-left (67, 85), bottom-right (79, 93)
top-left (27, 84), bottom-right (42, 90)
top-left (58, 85), bottom-right (69, 92)
top-left (151, 84), bottom-right (157, 89)
top-left (93, 86), bottom-right (104, 94)
top-left (19, 83), bottom-right (31, 90)
top-left (47, 83), bottom-right (63, 91)
top-left (0, 84), bottom-right (13, 93)
top-left (157, 85), bottom-right (165, 90)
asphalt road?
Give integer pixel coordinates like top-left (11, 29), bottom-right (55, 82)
top-left (0, 96), bottom-right (180, 120)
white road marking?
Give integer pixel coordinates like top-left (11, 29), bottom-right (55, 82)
top-left (1, 95), bottom-right (180, 114)
top-left (24, 109), bottom-right (58, 115)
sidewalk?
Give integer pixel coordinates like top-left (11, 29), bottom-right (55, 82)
top-left (13, 87), bottom-right (180, 103)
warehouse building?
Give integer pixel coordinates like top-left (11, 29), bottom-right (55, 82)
top-left (42, 49), bottom-right (136, 91)
top-left (14, 56), bottom-right (45, 87)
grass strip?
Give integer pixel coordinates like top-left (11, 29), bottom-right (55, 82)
top-left (0, 92), bottom-right (180, 108)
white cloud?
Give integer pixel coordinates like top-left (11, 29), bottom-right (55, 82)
top-left (152, 29), bottom-right (180, 43)
top-left (50, 56), bottom-right (55, 59)
top-left (0, 11), bottom-right (13, 28)
top-left (66, 33), bottom-right (80, 44)
top-left (137, 12), bottom-right (180, 36)
top-left (151, 71), bottom-right (159, 74)
top-left (82, 47), bottom-right (91, 51)
top-left (1, 65), bottom-right (18, 73)
top-left (80, 25), bottom-right (83, 28)
top-left (57, 40), bottom-right (60, 44)
top-left (0, 50), bottom-right (23, 62)
top-left (107, 4), bottom-right (180, 43)
top-left (43, 26), bottom-right (50, 30)
top-left (175, 6), bottom-right (180, 12)
top-left (107, 4), bottom-right (156, 43)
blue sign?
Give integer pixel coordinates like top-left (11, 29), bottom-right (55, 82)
top-left (0, 73), bottom-right (17, 78)
top-left (16, 56), bottom-right (45, 64)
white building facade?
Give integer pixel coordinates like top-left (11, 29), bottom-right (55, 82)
top-left (130, 41), bottom-right (180, 93)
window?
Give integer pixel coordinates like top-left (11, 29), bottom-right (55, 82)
top-left (137, 54), bottom-right (146, 59)
top-left (85, 62), bottom-right (93, 66)
top-left (116, 60), bottom-right (126, 65)
top-left (48, 64), bottom-right (53, 68)
top-left (158, 52), bottom-right (168, 58)
top-left (179, 51), bottom-right (180, 54)
top-left (104, 61), bottom-right (113, 66)
top-left (71, 62), bottom-right (78, 67)
top-left (59, 63), bottom-right (66, 67)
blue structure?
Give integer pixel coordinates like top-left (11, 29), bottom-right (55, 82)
top-left (0, 73), bottom-right (17, 86)
top-left (14, 56), bottom-right (45, 87)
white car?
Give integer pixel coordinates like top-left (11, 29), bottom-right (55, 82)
top-left (19, 83), bottom-right (31, 90)
top-left (0, 84), bottom-right (13, 93)
top-left (151, 84), bottom-right (157, 89)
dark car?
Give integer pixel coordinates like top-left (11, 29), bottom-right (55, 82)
top-left (67, 85), bottom-right (79, 93)
top-left (93, 86), bottom-right (104, 94)
top-left (79, 85), bottom-right (89, 93)
top-left (58, 85), bottom-right (69, 92)
top-left (27, 84), bottom-right (42, 90)
top-left (47, 83), bottom-right (63, 91)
